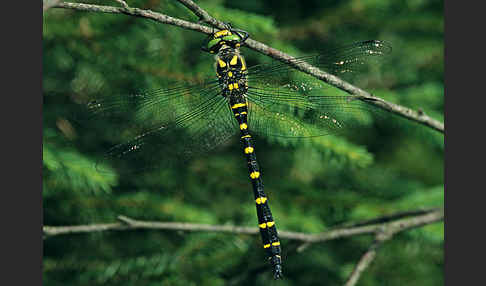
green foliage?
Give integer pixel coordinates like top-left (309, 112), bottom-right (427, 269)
top-left (43, 140), bottom-right (117, 197)
top-left (43, 0), bottom-right (443, 285)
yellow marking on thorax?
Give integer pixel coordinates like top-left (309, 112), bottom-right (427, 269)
top-left (218, 59), bottom-right (226, 68)
top-left (240, 111), bottom-right (247, 115)
top-left (263, 244), bottom-right (271, 249)
top-left (272, 241), bottom-right (280, 246)
top-left (256, 197), bottom-right (267, 204)
top-left (232, 103), bottom-right (247, 109)
top-left (239, 123), bottom-right (248, 130)
top-left (241, 135), bottom-right (251, 139)
top-left (259, 223), bottom-right (267, 229)
top-left (244, 147), bottom-right (254, 154)
top-left (215, 30), bottom-right (230, 37)
top-left (250, 171), bottom-right (260, 179)
top-left (228, 83), bottom-right (233, 90)
top-left (241, 57), bottom-right (247, 70)
top-left (233, 83), bottom-right (239, 89)
top-left (228, 71), bottom-right (233, 77)
top-left (230, 55), bottom-right (238, 66)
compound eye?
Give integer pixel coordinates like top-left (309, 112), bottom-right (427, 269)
top-left (222, 34), bottom-right (241, 45)
top-left (207, 38), bottom-right (222, 52)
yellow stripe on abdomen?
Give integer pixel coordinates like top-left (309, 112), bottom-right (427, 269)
top-left (244, 147), bottom-right (254, 154)
top-left (232, 103), bottom-right (247, 109)
top-left (258, 221), bottom-right (275, 228)
top-left (250, 171), bottom-right (260, 179)
top-left (255, 197), bottom-right (267, 204)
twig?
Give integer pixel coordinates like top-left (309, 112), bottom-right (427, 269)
top-left (44, 209), bottom-right (442, 282)
top-left (43, 0), bottom-right (62, 11)
top-left (114, 0), bottom-right (129, 9)
top-left (43, 208), bottom-right (443, 241)
top-left (51, 1), bottom-right (444, 133)
top-left (337, 207), bottom-right (440, 228)
top-left (54, 2), bottom-right (213, 34)
top-left (342, 207), bottom-right (443, 286)
top-left (343, 232), bottom-right (388, 286)
top-left (175, 0), bottom-right (225, 28)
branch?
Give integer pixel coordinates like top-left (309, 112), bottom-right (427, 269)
top-left (341, 208), bottom-right (443, 286)
top-left (43, 208), bottom-right (443, 241)
top-left (53, 2), bottom-right (212, 34)
top-left (175, 0), bottom-right (225, 28)
top-left (43, 209), bottom-right (442, 282)
top-left (43, 0), bottom-right (62, 11)
top-left (113, 0), bottom-right (129, 9)
top-left (337, 207), bottom-right (440, 228)
top-left (343, 233), bottom-right (387, 286)
top-left (51, 1), bottom-right (444, 133)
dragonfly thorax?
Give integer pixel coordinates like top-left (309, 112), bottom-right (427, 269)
top-left (215, 47), bottom-right (248, 99)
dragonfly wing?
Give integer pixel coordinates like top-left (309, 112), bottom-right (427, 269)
top-left (247, 40), bottom-right (392, 88)
top-left (246, 85), bottom-right (383, 138)
top-left (244, 40), bottom-right (392, 138)
top-left (85, 79), bottom-right (237, 174)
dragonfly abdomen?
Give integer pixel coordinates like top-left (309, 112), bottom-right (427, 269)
top-left (230, 99), bottom-right (283, 279)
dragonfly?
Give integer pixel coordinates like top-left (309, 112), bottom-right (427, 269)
top-left (86, 24), bottom-right (392, 279)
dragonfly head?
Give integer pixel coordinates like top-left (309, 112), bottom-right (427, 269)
top-left (202, 24), bottom-right (249, 54)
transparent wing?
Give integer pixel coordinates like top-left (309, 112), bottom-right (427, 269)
top-left (246, 86), bottom-right (382, 138)
top-left (84, 79), bottom-right (238, 174)
top-left (245, 40), bottom-right (392, 138)
top-left (247, 40), bottom-right (392, 87)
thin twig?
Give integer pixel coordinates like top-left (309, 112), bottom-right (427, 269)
top-left (114, 0), bottom-right (129, 9)
top-left (175, 0), bottom-right (225, 28)
top-left (342, 207), bottom-right (444, 286)
top-left (54, 2), bottom-right (212, 34)
top-left (51, 1), bottom-right (444, 133)
top-left (337, 207), bottom-right (440, 228)
top-left (43, 0), bottom-right (62, 11)
top-left (343, 233), bottom-right (388, 286)
top-left (43, 208), bottom-right (443, 241)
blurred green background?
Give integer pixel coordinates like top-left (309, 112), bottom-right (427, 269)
top-left (43, 0), bottom-right (443, 285)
